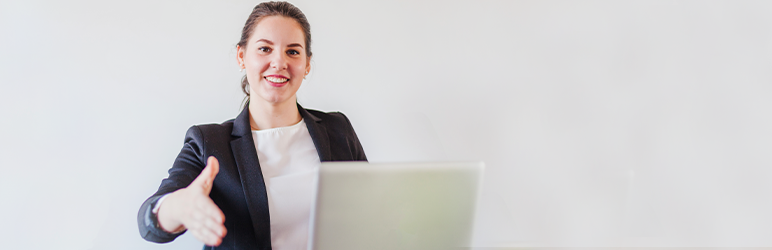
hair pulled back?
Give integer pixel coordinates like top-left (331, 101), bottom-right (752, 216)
top-left (238, 1), bottom-right (312, 97)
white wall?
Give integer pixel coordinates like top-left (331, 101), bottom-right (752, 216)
top-left (1, 0), bottom-right (771, 249)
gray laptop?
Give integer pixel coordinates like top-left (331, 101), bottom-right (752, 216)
top-left (308, 162), bottom-right (484, 250)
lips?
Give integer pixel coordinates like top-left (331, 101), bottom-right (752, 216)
top-left (264, 75), bottom-right (289, 87)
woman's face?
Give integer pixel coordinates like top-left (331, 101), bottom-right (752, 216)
top-left (238, 15), bottom-right (310, 106)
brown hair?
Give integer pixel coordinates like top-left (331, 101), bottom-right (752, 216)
top-left (238, 1), bottom-right (312, 97)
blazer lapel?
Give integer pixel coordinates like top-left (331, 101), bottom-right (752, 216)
top-left (229, 106), bottom-right (272, 249)
top-left (299, 103), bottom-right (332, 161)
top-left (227, 103), bottom-right (330, 249)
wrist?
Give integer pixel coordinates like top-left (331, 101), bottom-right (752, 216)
top-left (156, 192), bottom-right (186, 233)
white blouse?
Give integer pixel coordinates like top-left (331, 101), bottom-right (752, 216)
top-left (252, 119), bottom-right (321, 250)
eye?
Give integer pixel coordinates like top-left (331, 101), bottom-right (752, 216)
top-left (287, 49), bottom-right (300, 55)
top-left (258, 46), bottom-right (272, 53)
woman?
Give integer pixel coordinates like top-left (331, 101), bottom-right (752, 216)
top-left (137, 2), bottom-right (367, 249)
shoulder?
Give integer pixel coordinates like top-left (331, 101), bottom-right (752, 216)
top-left (302, 108), bottom-right (356, 133)
top-left (183, 118), bottom-right (236, 144)
top-left (302, 107), bottom-right (367, 161)
top-left (301, 107), bottom-right (359, 141)
top-left (193, 118), bottom-right (236, 133)
top-left (305, 108), bottom-right (350, 124)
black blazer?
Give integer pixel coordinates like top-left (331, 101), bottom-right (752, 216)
top-left (138, 103), bottom-right (367, 250)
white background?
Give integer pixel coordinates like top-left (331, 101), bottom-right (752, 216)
top-left (1, 0), bottom-right (771, 249)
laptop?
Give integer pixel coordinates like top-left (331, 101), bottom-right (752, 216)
top-left (307, 162), bottom-right (485, 250)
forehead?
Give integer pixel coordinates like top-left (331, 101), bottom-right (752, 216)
top-left (250, 15), bottom-right (305, 45)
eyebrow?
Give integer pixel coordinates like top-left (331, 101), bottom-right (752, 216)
top-left (255, 39), bottom-right (304, 48)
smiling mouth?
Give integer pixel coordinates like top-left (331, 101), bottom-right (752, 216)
top-left (264, 76), bottom-right (289, 83)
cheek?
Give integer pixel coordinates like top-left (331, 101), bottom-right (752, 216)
top-left (245, 54), bottom-right (268, 69)
top-left (252, 59), bottom-right (270, 70)
top-left (293, 63), bottom-right (308, 76)
top-left (292, 58), bottom-right (308, 70)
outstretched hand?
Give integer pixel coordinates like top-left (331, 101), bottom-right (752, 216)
top-left (157, 156), bottom-right (227, 246)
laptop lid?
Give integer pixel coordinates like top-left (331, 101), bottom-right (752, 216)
top-left (308, 161), bottom-right (484, 250)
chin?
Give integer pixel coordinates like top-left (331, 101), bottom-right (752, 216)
top-left (250, 85), bottom-right (297, 105)
top-left (256, 93), bottom-right (293, 105)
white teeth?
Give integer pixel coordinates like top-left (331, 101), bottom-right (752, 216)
top-left (265, 76), bottom-right (289, 83)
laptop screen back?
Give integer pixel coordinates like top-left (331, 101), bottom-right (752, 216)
top-left (308, 162), bottom-right (484, 250)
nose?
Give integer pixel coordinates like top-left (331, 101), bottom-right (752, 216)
top-left (269, 52), bottom-right (288, 71)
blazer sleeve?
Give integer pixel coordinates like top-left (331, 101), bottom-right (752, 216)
top-left (339, 112), bottom-right (368, 161)
top-left (137, 125), bottom-right (208, 243)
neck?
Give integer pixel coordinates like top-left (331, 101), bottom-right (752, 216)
top-left (248, 97), bottom-right (301, 130)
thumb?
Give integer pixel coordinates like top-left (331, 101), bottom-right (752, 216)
top-left (190, 156), bottom-right (220, 194)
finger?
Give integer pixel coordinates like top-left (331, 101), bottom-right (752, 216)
top-left (202, 201), bottom-right (226, 224)
top-left (190, 156), bottom-right (220, 193)
top-left (192, 198), bottom-right (225, 227)
top-left (202, 216), bottom-right (227, 238)
top-left (202, 156), bottom-right (220, 194)
top-left (188, 200), bottom-right (226, 236)
top-left (193, 219), bottom-right (224, 246)
top-left (185, 215), bottom-right (226, 242)
top-left (186, 216), bottom-right (218, 244)
top-left (190, 162), bottom-right (213, 189)
top-left (207, 156), bottom-right (220, 180)
top-left (194, 203), bottom-right (225, 228)
top-left (190, 227), bottom-right (223, 246)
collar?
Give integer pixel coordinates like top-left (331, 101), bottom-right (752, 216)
top-left (231, 102), bottom-right (321, 137)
